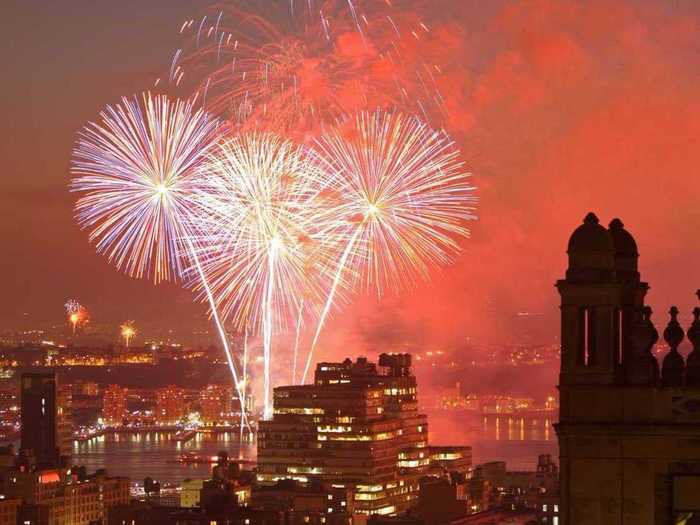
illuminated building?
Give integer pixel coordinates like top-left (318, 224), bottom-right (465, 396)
top-left (466, 468), bottom-right (492, 514)
top-left (556, 214), bottom-right (700, 523)
top-left (108, 502), bottom-right (281, 525)
top-left (258, 354), bottom-right (432, 516)
top-left (56, 383), bottom-right (72, 461)
top-left (427, 446), bottom-right (472, 478)
top-left (155, 386), bottom-right (186, 425)
top-left (20, 373), bottom-right (60, 468)
top-left (0, 498), bottom-right (19, 525)
top-left (74, 381), bottom-right (99, 397)
top-left (251, 479), bottom-right (354, 525)
top-left (103, 385), bottom-right (128, 427)
top-left (180, 478), bottom-right (204, 508)
top-left (199, 385), bottom-right (232, 425)
top-left (0, 467), bottom-right (129, 525)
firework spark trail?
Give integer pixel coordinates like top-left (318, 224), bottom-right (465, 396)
top-left (262, 241), bottom-right (279, 419)
top-left (185, 235), bottom-right (250, 429)
top-left (70, 93), bottom-right (249, 427)
top-left (301, 226), bottom-right (360, 383)
top-left (238, 328), bottom-right (249, 453)
top-left (243, 329), bottom-right (248, 391)
top-left (301, 110), bottom-right (476, 381)
top-left (292, 299), bottom-right (304, 383)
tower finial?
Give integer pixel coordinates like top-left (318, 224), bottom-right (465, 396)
top-left (662, 306), bottom-right (685, 387)
top-left (687, 294), bottom-right (700, 386)
top-left (584, 212), bottom-right (599, 225)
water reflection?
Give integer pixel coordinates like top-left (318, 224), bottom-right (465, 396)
top-left (73, 432), bottom-right (255, 484)
top-left (430, 410), bottom-right (558, 471)
top-left (482, 414), bottom-right (554, 442)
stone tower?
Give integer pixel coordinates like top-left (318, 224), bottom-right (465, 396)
top-left (556, 213), bottom-right (700, 524)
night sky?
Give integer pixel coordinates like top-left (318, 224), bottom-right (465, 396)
top-left (4, 0), bottom-right (700, 356)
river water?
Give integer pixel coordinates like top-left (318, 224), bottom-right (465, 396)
top-left (71, 411), bottom-right (557, 485)
top-left (72, 431), bottom-right (256, 485)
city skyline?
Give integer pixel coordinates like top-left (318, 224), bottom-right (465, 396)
top-left (5, 1), bottom-right (700, 523)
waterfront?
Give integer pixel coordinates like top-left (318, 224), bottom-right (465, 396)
top-left (68, 412), bottom-right (556, 485)
top-left (429, 411), bottom-right (557, 470)
top-left (72, 431), bottom-right (256, 484)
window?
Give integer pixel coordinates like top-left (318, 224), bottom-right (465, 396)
top-left (617, 309), bottom-right (623, 365)
top-left (583, 309), bottom-right (590, 366)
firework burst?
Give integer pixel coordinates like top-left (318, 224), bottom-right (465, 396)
top-left (301, 109), bottom-right (476, 382)
top-left (65, 299), bottom-right (89, 334)
top-left (70, 92), bottom-right (250, 427)
top-left (120, 321), bottom-right (137, 348)
top-left (71, 92), bottom-right (222, 283)
top-left (170, 0), bottom-right (444, 136)
top-left (189, 132), bottom-right (342, 417)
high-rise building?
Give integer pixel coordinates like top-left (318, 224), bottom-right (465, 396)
top-left (155, 386), bottom-right (186, 425)
top-left (103, 385), bottom-right (128, 427)
top-left (556, 213), bottom-right (700, 524)
top-left (1, 467), bottom-right (129, 525)
top-left (56, 383), bottom-right (72, 461)
top-left (0, 498), bottom-right (19, 525)
top-left (20, 373), bottom-right (60, 468)
top-left (251, 479), bottom-right (354, 525)
top-left (199, 385), bottom-right (232, 425)
top-left (257, 354), bottom-right (432, 516)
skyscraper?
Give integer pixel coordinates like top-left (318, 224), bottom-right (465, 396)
top-left (103, 384), bottom-right (128, 427)
top-left (257, 354), bottom-right (433, 516)
top-left (556, 213), bottom-right (700, 524)
top-left (56, 382), bottom-right (73, 461)
top-left (20, 372), bottom-right (60, 468)
top-left (200, 384), bottom-right (233, 425)
top-left (155, 385), bottom-right (186, 425)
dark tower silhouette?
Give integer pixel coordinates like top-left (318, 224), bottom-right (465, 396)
top-left (20, 372), bottom-right (60, 468)
top-left (556, 213), bottom-right (700, 524)
top-left (687, 303), bottom-right (700, 386)
top-left (558, 213), bottom-right (648, 387)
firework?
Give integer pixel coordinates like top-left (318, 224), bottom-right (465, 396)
top-left (301, 110), bottom-right (476, 382)
top-left (189, 132), bottom-right (342, 418)
top-left (120, 321), bottom-right (136, 348)
top-left (71, 92), bottom-right (222, 283)
top-left (171, 1), bottom-right (444, 136)
top-left (291, 299), bottom-right (304, 383)
top-left (70, 93), bottom-right (249, 427)
top-left (65, 299), bottom-right (89, 334)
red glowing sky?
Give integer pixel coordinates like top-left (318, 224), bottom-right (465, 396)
top-left (3, 0), bottom-right (700, 354)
